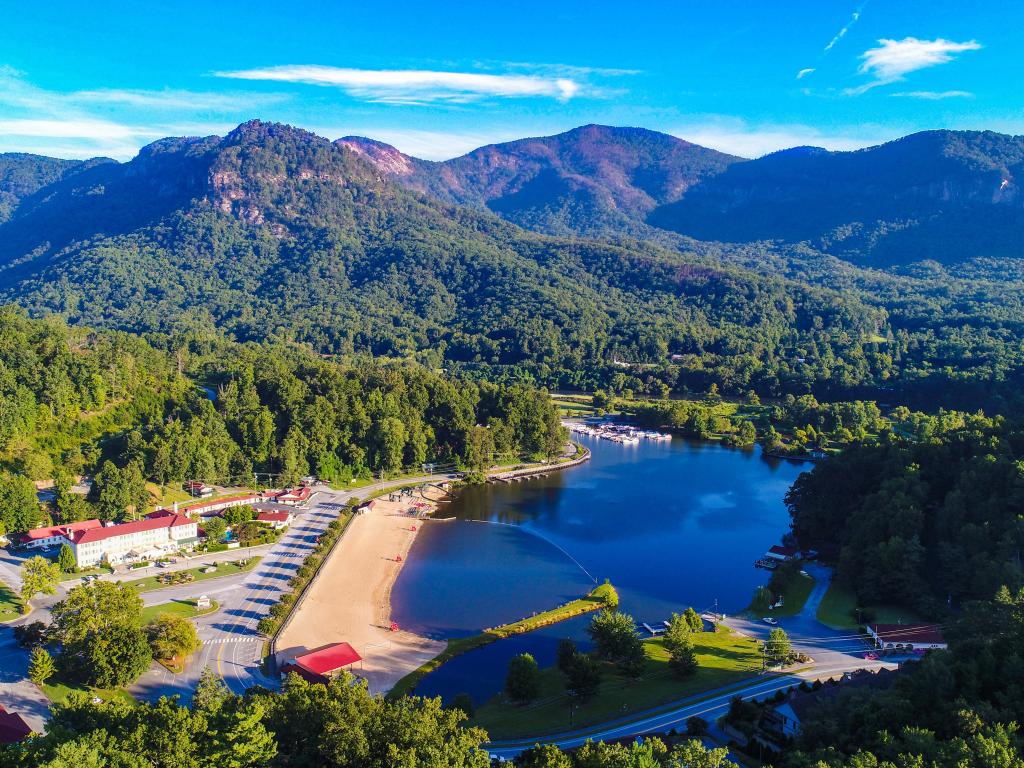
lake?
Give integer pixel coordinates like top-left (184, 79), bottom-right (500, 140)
top-left (390, 434), bottom-right (806, 704)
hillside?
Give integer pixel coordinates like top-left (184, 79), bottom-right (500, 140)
top-left (338, 124), bottom-right (740, 237)
top-left (0, 153), bottom-right (107, 224)
top-left (649, 130), bottom-right (1024, 264)
top-left (0, 120), bottom-right (896, 401)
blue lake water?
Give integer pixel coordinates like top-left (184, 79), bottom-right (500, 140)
top-left (390, 434), bottom-right (806, 704)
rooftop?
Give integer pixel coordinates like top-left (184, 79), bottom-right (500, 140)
top-left (72, 514), bottom-right (195, 545)
top-left (869, 623), bottom-right (946, 645)
top-left (291, 642), bottom-right (362, 675)
top-left (21, 519), bottom-right (102, 542)
top-left (0, 706), bottom-right (32, 744)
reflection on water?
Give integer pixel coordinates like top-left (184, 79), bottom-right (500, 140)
top-left (390, 434), bottom-right (806, 703)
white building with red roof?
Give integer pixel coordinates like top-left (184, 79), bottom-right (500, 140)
top-left (273, 487), bottom-right (312, 506)
top-left (19, 519), bottom-right (102, 550)
top-left (68, 514), bottom-right (199, 568)
top-left (256, 510), bottom-right (294, 530)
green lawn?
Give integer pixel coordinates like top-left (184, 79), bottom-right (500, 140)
top-left (140, 598), bottom-right (219, 624)
top-left (59, 565), bottom-right (114, 582)
top-left (471, 627), bottom-right (762, 739)
top-left (0, 582), bottom-right (22, 621)
top-left (816, 582), bottom-right (923, 629)
top-left (747, 572), bottom-right (816, 618)
top-left (42, 676), bottom-right (135, 707)
top-left (123, 557), bottom-right (260, 593)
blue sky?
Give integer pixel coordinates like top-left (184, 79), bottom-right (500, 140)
top-left (1, 0), bottom-right (1019, 160)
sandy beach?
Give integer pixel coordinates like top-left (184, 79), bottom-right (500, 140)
top-left (276, 486), bottom-right (447, 695)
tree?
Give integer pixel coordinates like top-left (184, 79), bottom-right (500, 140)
top-left (203, 516), bottom-right (227, 543)
top-left (666, 739), bottom-right (737, 768)
top-left (28, 645), bottom-right (56, 685)
top-left (57, 543), bottom-right (76, 573)
top-left (50, 582), bottom-right (143, 647)
top-left (193, 667), bottom-right (233, 713)
top-left (556, 638), bottom-right (578, 675)
top-left (448, 692), bottom-right (475, 718)
top-left (764, 627), bottom-right (792, 666)
top-left (505, 652), bottom-right (541, 703)
top-left (20, 555), bottom-right (60, 610)
top-left (87, 624), bottom-right (152, 687)
top-left (13, 621), bottom-right (48, 648)
top-left (0, 472), bottom-right (41, 535)
top-left (588, 609), bottom-right (643, 665)
top-left (564, 651), bottom-right (602, 700)
top-left (223, 505), bottom-right (255, 526)
top-left (146, 613), bottom-right (201, 662)
top-left (518, 743), bottom-right (573, 768)
top-left (664, 613), bottom-right (698, 677)
top-left (683, 606), bottom-right (704, 632)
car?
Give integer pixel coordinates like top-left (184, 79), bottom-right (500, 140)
top-left (762, 617), bottom-right (779, 625)
top-left (863, 652), bottom-right (879, 660)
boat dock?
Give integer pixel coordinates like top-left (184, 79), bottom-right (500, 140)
top-left (564, 421), bottom-right (672, 444)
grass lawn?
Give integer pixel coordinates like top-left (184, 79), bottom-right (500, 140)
top-left (471, 627), bottom-right (763, 739)
top-left (747, 572), bottom-right (816, 618)
top-left (59, 565), bottom-right (113, 582)
top-left (816, 582), bottom-right (923, 629)
top-left (140, 598), bottom-right (219, 625)
top-left (146, 482), bottom-right (192, 508)
top-left (42, 675), bottom-right (135, 707)
top-left (124, 557), bottom-right (260, 593)
top-left (0, 582), bottom-right (22, 621)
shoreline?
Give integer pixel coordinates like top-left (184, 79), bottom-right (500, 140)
top-left (275, 487), bottom-right (447, 695)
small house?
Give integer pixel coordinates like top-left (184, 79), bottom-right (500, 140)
top-left (866, 623), bottom-right (946, 652)
top-left (765, 545), bottom-right (800, 562)
top-left (256, 510), bottom-right (294, 530)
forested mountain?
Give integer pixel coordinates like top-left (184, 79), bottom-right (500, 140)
top-left (2, 121), bottom-right (1024, 410)
top-left (339, 124), bottom-right (740, 236)
top-left (649, 130), bottom-right (1024, 264)
top-left (0, 153), bottom-right (109, 224)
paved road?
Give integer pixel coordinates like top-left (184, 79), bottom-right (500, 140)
top-left (488, 564), bottom-right (897, 759)
top-left (130, 474), bottom-right (455, 704)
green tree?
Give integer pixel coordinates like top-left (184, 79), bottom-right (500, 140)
top-left (57, 542), bottom-right (76, 573)
top-left (764, 627), bottom-right (792, 666)
top-left (0, 472), bottom-right (41, 535)
top-left (146, 613), bottom-right (201, 662)
top-left (588, 609), bottom-right (643, 665)
top-left (683, 606), bottom-right (704, 632)
top-left (28, 645), bottom-right (56, 685)
top-left (50, 581), bottom-right (143, 647)
top-left (518, 743), bottom-right (573, 768)
top-left (664, 614), bottom-right (698, 678)
top-left (19, 555), bottom-right (60, 610)
top-left (564, 651), bottom-right (602, 700)
top-left (87, 624), bottom-right (152, 687)
top-left (203, 516), bottom-right (227, 543)
top-left (505, 652), bottom-right (541, 704)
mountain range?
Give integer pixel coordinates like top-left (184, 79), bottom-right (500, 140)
top-left (342, 124), bottom-right (1024, 264)
top-left (0, 120), bottom-right (1022, 406)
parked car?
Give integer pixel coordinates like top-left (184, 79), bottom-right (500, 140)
top-left (762, 617), bottom-right (779, 625)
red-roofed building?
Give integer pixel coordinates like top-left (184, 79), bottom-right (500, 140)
top-left (274, 487), bottom-right (312, 506)
top-left (281, 642), bottom-right (362, 683)
top-left (69, 514), bottom-right (199, 568)
top-left (766, 545), bottom-right (800, 562)
top-left (256, 510), bottom-right (293, 530)
top-left (180, 493), bottom-right (263, 519)
top-left (0, 705), bottom-right (33, 743)
top-left (867, 623), bottom-right (946, 652)
top-left (19, 519), bottom-right (102, 549)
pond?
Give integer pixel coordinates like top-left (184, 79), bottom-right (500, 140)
top-left (390, 434), bottom-right (807, 704)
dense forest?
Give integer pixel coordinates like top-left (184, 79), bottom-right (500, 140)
top-left (0, 306), bottom-right (564, 534)
top-left (779, 419), bottom-right (1024, 768)
top-left (1, 123), bottom-right (1024, 413)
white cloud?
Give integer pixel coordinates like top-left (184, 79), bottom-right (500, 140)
top-left (824, 7), bottom-right (863, 51)
top-left (68, 88), bottom-right (286, 111)
top-left (796, 68), bottom-right (816, 79)
top-left (214, 65), bottom-right (583, 103)
top-left (850, 37), bottom-right (981, 93)
top-left (891, 90), bottom-right (974, 100)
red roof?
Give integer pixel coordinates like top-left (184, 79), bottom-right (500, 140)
top-left (768, 545), bottom-right (800, 558)
top-left (869, 623), bottom-right (946, 645)
top-left (72, 514), bottom-right (195, 545)
top-left (276, 487), bottom-right (312, 502)
top-left (0, 706), bottom-right (32, 744)
top-left (291, 642), bottom-right (362, 675)
top-left (184, 493), bottom-right (261, 514)
top-left (257, 511), bottom-right (292, 523)
top-left (20, 519), bottom-right (101, 543)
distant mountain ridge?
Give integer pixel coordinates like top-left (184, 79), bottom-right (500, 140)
top-left (338, 124), bottom-right (741, 237)
top-left (339, 125), bottom-right (1024, 264)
